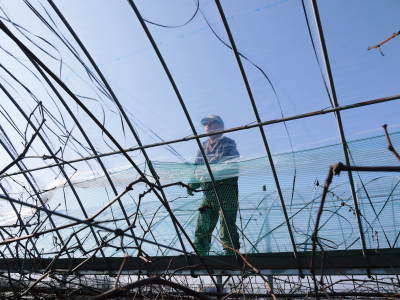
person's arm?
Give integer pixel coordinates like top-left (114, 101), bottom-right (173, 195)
top-left (188, 145), bottom-right (206, 195)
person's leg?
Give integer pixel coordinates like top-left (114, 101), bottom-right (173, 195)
top-left (218, 177), bottom-right (240, 254)
top-left (194, 202), bottom-right (219, 255)
top-left (219, 207), bottom-right (240, 254)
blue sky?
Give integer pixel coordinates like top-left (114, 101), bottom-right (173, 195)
top-left (0, 0), bottom-right (399, 163)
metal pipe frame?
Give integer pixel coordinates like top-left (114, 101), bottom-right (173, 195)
top-left (0, 0), bottom-right (397, 273)
top-left (214, 0), bottom-right (304, 276)
top-left (310, 0), bottom-right (371, 275)
top-left (0, 17), bottom-right (185, 253)
top-left (0, 2), bottom-right (398, 298)
top-left (46, 0), bottom-right (191, 259)
top-left (0, 18), bottom-right (181, 262)
top-left (0, 248), bottom-right (398, 276)
top-left (1, 93), bottom-right (397, 180)
top-left (0, 11), bottom-right (218, 279)
top-left (126, 0), bottom-right (238, 266)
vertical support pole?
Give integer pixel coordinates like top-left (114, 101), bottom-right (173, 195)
top-left (310, 0), bottom-right (370, 275)
top-left (268, 275), bottom-right (274, 293)
top-left (214, 0), bottom-right (303, 277)
top-left (216, 275), bottom-right (223, 298)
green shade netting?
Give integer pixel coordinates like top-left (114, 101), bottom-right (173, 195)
top-left (2, 131), bottom-right (399, 257)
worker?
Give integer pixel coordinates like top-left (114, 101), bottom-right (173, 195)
top-left (188, 115), bottom-right (240, 255)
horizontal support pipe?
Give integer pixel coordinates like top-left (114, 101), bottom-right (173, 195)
top-left (328, 162), bottom-right (400, 175)
top-left (1, 93), bottom-right (399, 179)
top-left (0, 248), bottom-right (398, 275)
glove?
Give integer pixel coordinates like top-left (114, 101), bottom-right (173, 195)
top-left (187, 185), bottom-right (194, 196)
top-left (187, 182), bottom-right (200, 196)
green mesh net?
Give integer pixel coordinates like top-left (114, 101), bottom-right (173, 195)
top-left (17, 131), bottom-right (399, 257)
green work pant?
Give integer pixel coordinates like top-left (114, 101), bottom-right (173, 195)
top-left (194, 177), bottom-right (240, 255)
